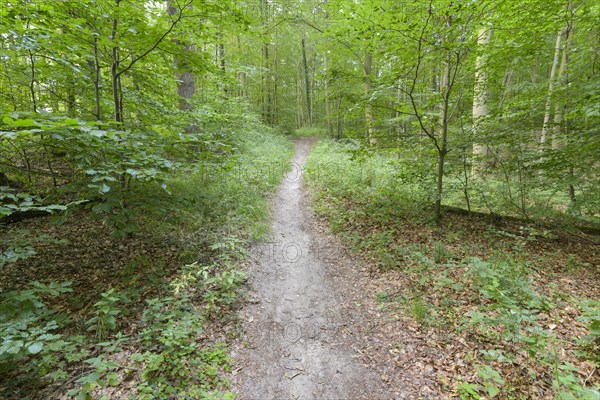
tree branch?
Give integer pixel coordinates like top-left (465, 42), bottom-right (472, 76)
top-left (116, 0), bottom-right (193, 78)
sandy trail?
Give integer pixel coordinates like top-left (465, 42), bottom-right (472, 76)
top-left (232, 138), bottom-right (390, 399)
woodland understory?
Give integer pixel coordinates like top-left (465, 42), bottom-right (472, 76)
top-left (1, 0), bottom-right (599, 399)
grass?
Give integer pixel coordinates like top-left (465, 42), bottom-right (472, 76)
top-left (291, 126), bottom-right (328, 138)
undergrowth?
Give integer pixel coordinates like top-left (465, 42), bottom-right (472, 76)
top-left (304, 139), bottom-right (600, 399)
top-left (0, 128), bottom-right (293, 399)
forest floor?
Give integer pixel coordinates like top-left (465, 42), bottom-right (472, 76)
top-left (2, 136), bottom-right (598, 399)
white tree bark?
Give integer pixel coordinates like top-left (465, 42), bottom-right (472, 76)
top-left (472, 27), bottom-right (492, 176)
top-left (551, 27), bottom-right (572, 150)
top-left (540, 29), bottom-right (564, 148)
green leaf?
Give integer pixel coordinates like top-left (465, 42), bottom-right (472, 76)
top-left (12, 118), bottom-right (37, 127)
top-left (92, 203), bottom-right (113, 213)
top-left (27, 342), bottom-right (43, 354)
top-left (106, 372), bottom-right (120, 387)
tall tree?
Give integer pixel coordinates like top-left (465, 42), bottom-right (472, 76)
top-left (168, 0), bottom-right (196, 114)
top-left (472, 27), bottom-right (492, 176)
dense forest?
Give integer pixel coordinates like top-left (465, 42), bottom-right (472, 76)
top-left (1, 0), bottom-right (598, 399)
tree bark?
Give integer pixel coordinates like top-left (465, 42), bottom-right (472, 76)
top-left (540, 29), bottom-right (564, 148)
top-left (167, 1), bottom-right (196, 116)
top-left (324, 50), bottom-right (333, 137)
top-left (434, 55), bottom-right (452, 223)
top-left (92, 35), bottom-right (101, 120)
top-left (364, 53), bottom-right (376, 144)
top-left (472, 27), bottom-right (492, 176)
top-left (301, 37), bottom-right (312, 126)
top-left (552, 19), bottom-right (572, 150)
top-left (110, 0), bottom-right (122, 124)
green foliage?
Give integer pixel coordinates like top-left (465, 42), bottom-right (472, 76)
top-left (459, 257), bottom-right (598, 397)
top-left (304, 140), bottom-right (432, 224)
top-left (475, 364), bottom-right (506, 398)
top-left (67, 355), bottom-right (122, 400)
top-left (0, 229), bottom-right (64, 268)
top-left (0, 281), bottom-right (72, 361)
top-left (152, 127), bottom-right (293, 241)
top-left (467, 257), bottom-right (551, 315)
top-left (85, 289), bottom-right (130, 340)
top-left (409, 297), bottom-right (430, 325)
top-left (0, 187), bottom-right (67, 218)
top-left (292, 126), bottom-right (328, 137)
top-left (433, 241), bottom-right (450, 264)
top-left (306, 138), bottom-right (599, 397)
top-left (60, 130), bottom-right (288, 398)
top-left (1, 113), bottom-right (208, 235)
top-left (576, 300), bottom-right (600, 365)
top-left (0, 281), bottom-right (77, 392)
top-left (131, 258), bottom-right (242, 399)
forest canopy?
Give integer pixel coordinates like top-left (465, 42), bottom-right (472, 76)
top-left (1, 0), bottom-right (598, 224)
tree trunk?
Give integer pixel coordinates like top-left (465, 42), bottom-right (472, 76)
top-left (28, 50), bottom-right (37, 113)
top-left (110, 0), bottom-right (122, 124)
top-left (551, 20), bottom-right (572, 150)
top-left (364, 53), bottom-right (375, 144)
top-left (435, 56), bottom-right (452, 223)
top-left (92, 35), bottom-right (101, 120)
top-left (324, 49), bottom-right (333, 137)
top-left (296, 68), bottom-right (304, 128)
top-left (301, 37), bottom-right (312, 126)
top-left (472, 27), bottom-right (492, 176)
top-left (272, 34), bottom-right (278, 126)
top-left (239, 71), bottom-right (247, 98)
top-left (217, 33), bottom-right (227, 95)
top-left (168, 1), bottom-right (196, 119)
top-left (540, 29), bottom-right (564, 148)
top-left (263, 43), bottom-right (271, 124)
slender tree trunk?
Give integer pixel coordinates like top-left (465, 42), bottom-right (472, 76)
top-left (472, 27), bottom-right (492, 176)
top-left (239, 71), bottom-right (247, 98)
top-left (540, 29), bottom-right (564, 148)
top-left (92, 35), bottom-right (101, 120)
top-left (217, 32), bottom-right (227, 95)
top-left (552, 20), bottom-right (572, 150)
top-left (28, 50), bottom-right (37, 113)
top-left (66, 75), bottom-right (76, 117)
top-left (301, 37), bottom-right (312, 126)
top-left (272, 34), bottom-right (278, 126)
top-left (434, 56), bottom-right (451, 223)
top-left (260, 0), bottom-right (271, 125)
top-left (263, 43), bottom-right (271, 124)
top-left (296, 68), bottom-right (304, 128)
top-left (219, 43), bottom-right (226, 74)
top-left (110, 0), bottom-right (122, 124)
top-left (499, 57), bottom-right (518, 109)
top-left (364, 53), bottom-right (375, 144)
top-left (324, 50), bottom-right (332, 137)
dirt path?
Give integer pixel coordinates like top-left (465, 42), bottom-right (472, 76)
top-left (231, 138), bottom-right (391, 399)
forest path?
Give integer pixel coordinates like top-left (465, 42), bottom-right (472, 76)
top-left (231, 138), bottom-right (391, 400)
